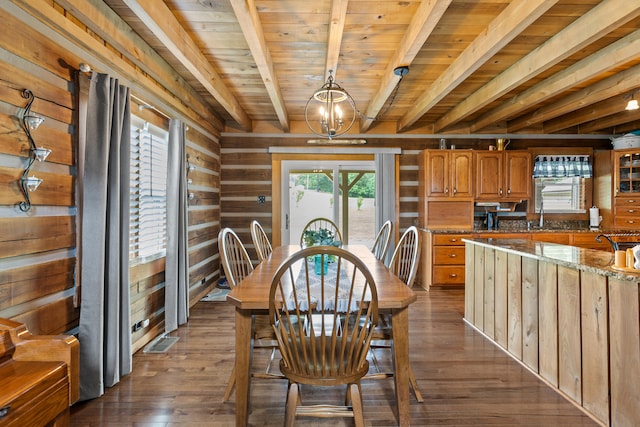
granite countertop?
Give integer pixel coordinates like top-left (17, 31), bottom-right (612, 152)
top-left (420, 228), bottom-right (627, 234)
top-left (462, 237), bottom-right (640, 282)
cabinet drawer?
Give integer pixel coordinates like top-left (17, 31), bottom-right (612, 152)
top-left (614, 216), bottom-right (640, 228)
top-left (433, 246), bottom-right (465, 265)
top-left (615, 206), bottom-right (640, 217)
top-left (615, 197), bottom-right (640, 207)
top-left (432, 266), bottom-right (465, 284)
top-left (433, 234), bottom-right (469, 246)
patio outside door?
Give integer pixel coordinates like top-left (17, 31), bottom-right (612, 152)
top-left (281, 160), bottom-right (376, 247)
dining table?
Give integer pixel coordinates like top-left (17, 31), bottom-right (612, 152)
top-left (226, 244), bottom-right (418, 426)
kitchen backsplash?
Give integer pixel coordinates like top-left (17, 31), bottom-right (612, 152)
top-left (474, 217), bottom-right (589, 231)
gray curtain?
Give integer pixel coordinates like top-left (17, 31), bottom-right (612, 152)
top-left (375, 153), bottom-right (397, 264)
top-left (79, 72), bottom-right (132, 401)
top-left (165, 119), bottom-right (189, 333)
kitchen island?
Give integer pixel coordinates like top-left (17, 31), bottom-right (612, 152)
top-left (463, 238), bottom-right (639, 427)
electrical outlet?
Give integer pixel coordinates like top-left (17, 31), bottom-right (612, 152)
top-left (132, 319), bottom-right (150, 332)
top-left (201, 277), bottom-right (206, 285)
top-left (257, 195), bottom-right (266, 204)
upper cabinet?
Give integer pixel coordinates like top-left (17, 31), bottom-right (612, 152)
top-left (612, 149), bottom-right (640, 229)
top-left (475, 151), bottom-right (531, 201)
top-left (420, 150), bottom-right (474, 199)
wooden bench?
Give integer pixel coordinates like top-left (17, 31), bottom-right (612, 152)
top-left (0, 318), bottom-right (79, 426)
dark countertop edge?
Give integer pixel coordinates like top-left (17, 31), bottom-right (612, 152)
top-left (462, 238), bottom-right (640, 282)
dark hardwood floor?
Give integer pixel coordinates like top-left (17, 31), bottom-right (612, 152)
top-left (70, 289), bottom-right (599, 426)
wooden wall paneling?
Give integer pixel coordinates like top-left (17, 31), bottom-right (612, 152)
top-left (0, 7), bottom-right (77, 82)
top-left (189, 242), bottom-right (217, 268)
top-left (557, 266), bottom-right (581, 404)
top-left (188, 261), bottom-right (219, 293)
top-left (187, 226), bottom-right (218, 248)
top-left (188, 208), bottom-right (218, 227)
top-left (608, 277), bottom-right (640, 427)
top-left (538, 262), bottom-right (558, 387)
top-left (0, 216), bottom-right (75, 258)
top-left (0, 167), bottom-right (74, 207)
top-left (12, 297), bottom-right (78, 335)
top-left (521, 256), bottom-right (539, 372)
top-left (494, 249), bottom-right (508, 349)
top-left (473, 245), bottom-right (485, 330)
top-left (464, 242), bottom-right (474, 323)
top-left (0, 111), bottom-right (73, 166)
top-left (0, 259), bottom-right (74, 310)
top-left (506, 252), bottom-right (522, 360)
top-left (483, 247), bottom-right (495, 339)
top-left (579, 271), bottom-right (609, 426)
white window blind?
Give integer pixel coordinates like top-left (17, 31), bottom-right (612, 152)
top-left (130, 116), bottom-right (168, 261)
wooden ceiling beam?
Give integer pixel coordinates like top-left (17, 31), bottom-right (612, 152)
top-left (229, 0), bottom-right (289, 132)
top-left (360, 0), bottom-right (452, 132)
top-left (325, 0), bottom-right (348, 79)
top-left (433, 0), bottom-right (640, 133)
top-left (508, 63), bottom-right (640, 132)
top-left (472, 29), bottom-right (640, 133)
top-left (398, 0), bottom-right (557, 133)
top-left (118, 0), bottom-right (252, 131)
top-left (576, 109), bottom-right (640, 134)
top-left (543, 98), bottom-right (629, 133)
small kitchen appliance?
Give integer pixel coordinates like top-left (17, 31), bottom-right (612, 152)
top-left (589, 206), bottom-right (602, 229)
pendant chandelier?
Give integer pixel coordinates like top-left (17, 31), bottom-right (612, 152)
top-left (304, 70), bottom-right (357, 139)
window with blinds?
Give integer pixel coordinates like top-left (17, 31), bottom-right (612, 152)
top-left (129, 115), bottom-right (168, 262)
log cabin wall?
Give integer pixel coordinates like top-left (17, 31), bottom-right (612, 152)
top-left (0, 3), bottom-right (221, 353)
top-left (220, 136), bottom-right (611, 256)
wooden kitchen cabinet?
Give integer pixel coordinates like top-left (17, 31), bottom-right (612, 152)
top-left (612, 149), bottom-right (640, 229)
top-left (419, 149), bottom-right (474, 229)
top-left (475, 151), bottom-right (531, 201)
top-left (421, 232), bottom-right (469, 290)
top-left (419, 149), bottom-right (473, 199)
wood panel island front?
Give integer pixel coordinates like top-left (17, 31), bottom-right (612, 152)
top-left (463, 238), bottom-right (639, 427)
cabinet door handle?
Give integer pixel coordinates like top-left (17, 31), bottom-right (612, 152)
top-left (0, 406), bottom-right (10, 418)
top-left (453, 187), bottom-right (457, 195)
top-left (499, 188), bottom-right (503, 195)
top-left (507, 188), bottom-right (511, 194)
top-left (627, 200), bottom-right (636, 203)
top-left (449, 274), bottom-right (457, 278)
top-left (628, 209), bottom-right (636, 213)
top-left (449, 238), bottom-right (458, 243)
top-left (445, 187), bottom-right (449, 194)
top-left (449, 253), bottom-right (457, 258)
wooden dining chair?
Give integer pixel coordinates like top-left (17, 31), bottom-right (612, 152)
top-left (368, 225), bottom-right (424, 402)
top-left (250, 219), bottom-right (272, 262)
top-left (218, 228), bottom-right (282, 402)
top-left (300, 217), bottom-right (343, 247)
top-left (268, 245), bottom-right (378, 427)
top-left (371, 220), bottom-right (393, 261)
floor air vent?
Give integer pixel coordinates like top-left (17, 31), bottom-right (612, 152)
top-left (143, 335), bottom-right (179, 354)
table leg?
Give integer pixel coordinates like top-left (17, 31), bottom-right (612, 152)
top-left (392, 306), bottom-right (410, 426)
top-left (235, 308), bottom-right (253, 427)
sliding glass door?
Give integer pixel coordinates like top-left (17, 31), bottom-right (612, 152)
top-left (281, 160), bottom-right (376, 247)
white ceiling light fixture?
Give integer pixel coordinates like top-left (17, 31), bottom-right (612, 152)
top-left (626, 91), bottom-right (639, 111)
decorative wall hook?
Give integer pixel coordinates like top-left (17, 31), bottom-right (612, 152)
top-left (16, 89), bottom-right (50, 211)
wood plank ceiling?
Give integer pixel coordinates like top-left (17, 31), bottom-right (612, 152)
top-left (103, 0), bottom-right (640, 136)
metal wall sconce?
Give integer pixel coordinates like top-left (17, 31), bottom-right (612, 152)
top-left (16, 89), bottom-right (50, 211)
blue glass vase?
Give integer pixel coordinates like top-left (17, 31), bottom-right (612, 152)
top-left (314, 254), bottom-right (328, 275)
